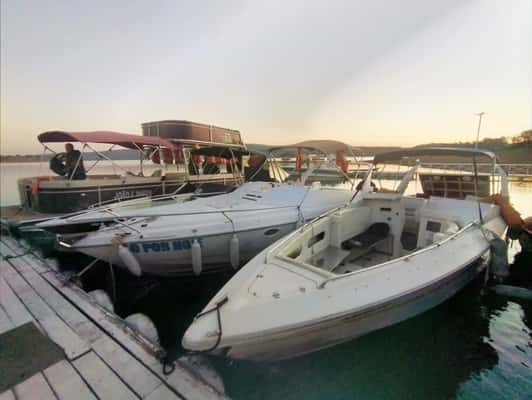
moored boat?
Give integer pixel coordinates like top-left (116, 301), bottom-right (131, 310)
top-left (18, 120), bottom-right (246, 214)
top-left (40, 143), bottom-right (360, 277)
top-left (182, 147), bottom-right (510, 361)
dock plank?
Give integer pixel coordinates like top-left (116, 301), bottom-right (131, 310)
top-left (44, 360), bottom-right (96, 400)
top-left (0, 238), bottom-right (49, 273)
top-left (0, 390), bottom-right (15, 400)
top-left (92, 335), bottom-right (161, 398)
top-left (13, 373), bottom-right (57, 400)
top-left (40, 270), bottom-right (225, 399)
top-left (0, 304), bottom-right (14, 334)
top-left (6, 256), bottom-right (102, 344)
top-left (1, 263), bottom-right (90, 360)
top-left (145, 384), bottom-right (181, 400)
top-left (40, 270), bottom-right (160, 365)
top-left (0, 269), bottom-right (33, 327)
top-left (1, 238), bottom-right (225, 399)
top-left (73, 352), bottom-right (138, 400)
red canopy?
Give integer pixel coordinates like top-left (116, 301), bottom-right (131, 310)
top-left (38, 131), bottom-right (180, 150)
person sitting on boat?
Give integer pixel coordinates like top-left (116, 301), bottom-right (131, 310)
top-left (64, 143), bottom-right (86, 180)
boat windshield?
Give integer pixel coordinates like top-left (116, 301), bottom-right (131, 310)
top-left (366, 147), bottom-right (508, 199)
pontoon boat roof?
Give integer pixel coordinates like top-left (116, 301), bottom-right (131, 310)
top-left (373, 147), bottom-right (499, 164)
top-left (38, 131), bottom-right (180, 150)
top-left (141, 120), bottom-right (245, 148)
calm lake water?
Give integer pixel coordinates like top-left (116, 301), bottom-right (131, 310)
top-left (1, 162), bottom-right (531, 399)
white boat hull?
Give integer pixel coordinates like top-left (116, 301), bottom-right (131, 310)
top-left (75, 222), bottom-right (297, 276)
top-left (183, 211), bottom-right (506, 361)
top-left (220, 253), bottom-right (487, 361)
top-left (67, 182), bottom-right (355, 276)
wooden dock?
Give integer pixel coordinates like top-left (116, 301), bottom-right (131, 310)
top-left (0, 236), bottom-right (226, 400)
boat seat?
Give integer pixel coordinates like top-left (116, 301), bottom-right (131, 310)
top-left (308, 247), bottom-right (350, 271)
top-left (342, 223), bottom-right (390, 250)
top-left (333, 223), bottom-right (391, 272)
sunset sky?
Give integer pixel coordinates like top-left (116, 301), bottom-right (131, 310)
top-left (1, 0), bottom-right (530, 154)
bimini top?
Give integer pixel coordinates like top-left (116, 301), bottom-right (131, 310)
top-left (268, 140), bottom-right (357, 156)
top-left (38, 131), bottom-right (180, 150)
top-left (373, 147), bottom-right (499, 164)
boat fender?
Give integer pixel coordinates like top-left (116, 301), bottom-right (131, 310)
top-left (117, 245), bottom-right (142, 277)
top-left (230, 234), bottom-right (240, 269)
top-left (192, 239), bottom-right (202, 275)
top-left (491, 284), bottom-right (532, 301)
top-left (489, 236), bottom-right (509, 281)
top-left (124, 313), bottom-right (160, 344)
top-left (88, 289), bottom-right (114, 313)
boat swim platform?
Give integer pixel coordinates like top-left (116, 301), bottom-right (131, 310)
top-left (0, 235), bottom-right (226, 400)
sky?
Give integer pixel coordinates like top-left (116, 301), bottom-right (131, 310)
top-left (1, 0), bottom-right (530, 154)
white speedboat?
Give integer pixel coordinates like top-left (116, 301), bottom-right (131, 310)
top-left (57, 181), bottom-right (354, 277)
top-left (182, 148), bottom-right (509, 361)
top-left (48, 145), bottom-right (358, 277)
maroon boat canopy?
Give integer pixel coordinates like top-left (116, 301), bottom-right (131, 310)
top-left (38, 130), bottom-right (180, 150)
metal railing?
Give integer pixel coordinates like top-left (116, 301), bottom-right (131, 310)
top-left (419, 163), bottom-right (532, 177)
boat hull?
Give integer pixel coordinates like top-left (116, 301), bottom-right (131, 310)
top-left (219, 253), bottom-right (488, 361)
top-left (73, 222), bottom-right (298, 276)
top-left (18, 177), bottom-right (239, 214)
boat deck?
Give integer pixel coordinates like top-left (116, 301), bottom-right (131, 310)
top-left (0, 235), bottom-right (226, 400)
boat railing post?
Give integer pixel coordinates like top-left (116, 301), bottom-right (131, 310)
top-left (182, 147), bottom-right (189, 180)
top-left (85, 143), bottom-right (128, 175)
top-left (69, 143), bottom-right (87, 181)
top-left (133, 143), bottom-right (144, 176)
top-left (103, 210), bottom-right (142, 234)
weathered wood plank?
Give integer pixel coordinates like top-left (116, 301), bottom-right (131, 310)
top-left (1, 237), bottom-right (225, 399)
top-left (44, 360), bottom-right (97, 400)
top-left (0, 303), bottom-right (14, 334)
top-left (0, 269), bottom-right (34, 327)
top-left (91, 335), bottom-right (161, 398)
top-left (73, 352), bottom-right (138, 400)
top-left (145, 384), bottom-right (179, 400)
top-left (163, 366), bottom-right (224, 400)
top-left (13, 373), bottom-right (57, 400)
top-left (40, 270), bottom-right (160, 365)
top-left (7, 256), bottom-right (102, 344)
top-left (0, 239), bottom-right (49, 274)
top-left (40, 270), bottom-right (225, 399)
top-left (0, 390), bottom-right (15, 400)
top-left (2, 263), bottom-right (90, 360)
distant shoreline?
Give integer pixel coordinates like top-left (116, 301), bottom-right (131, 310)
top-left (1, 143), bottom-right (530, 164)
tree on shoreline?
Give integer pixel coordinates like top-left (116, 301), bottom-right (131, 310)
top-left (512, 130), bottom-right (532, 148)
